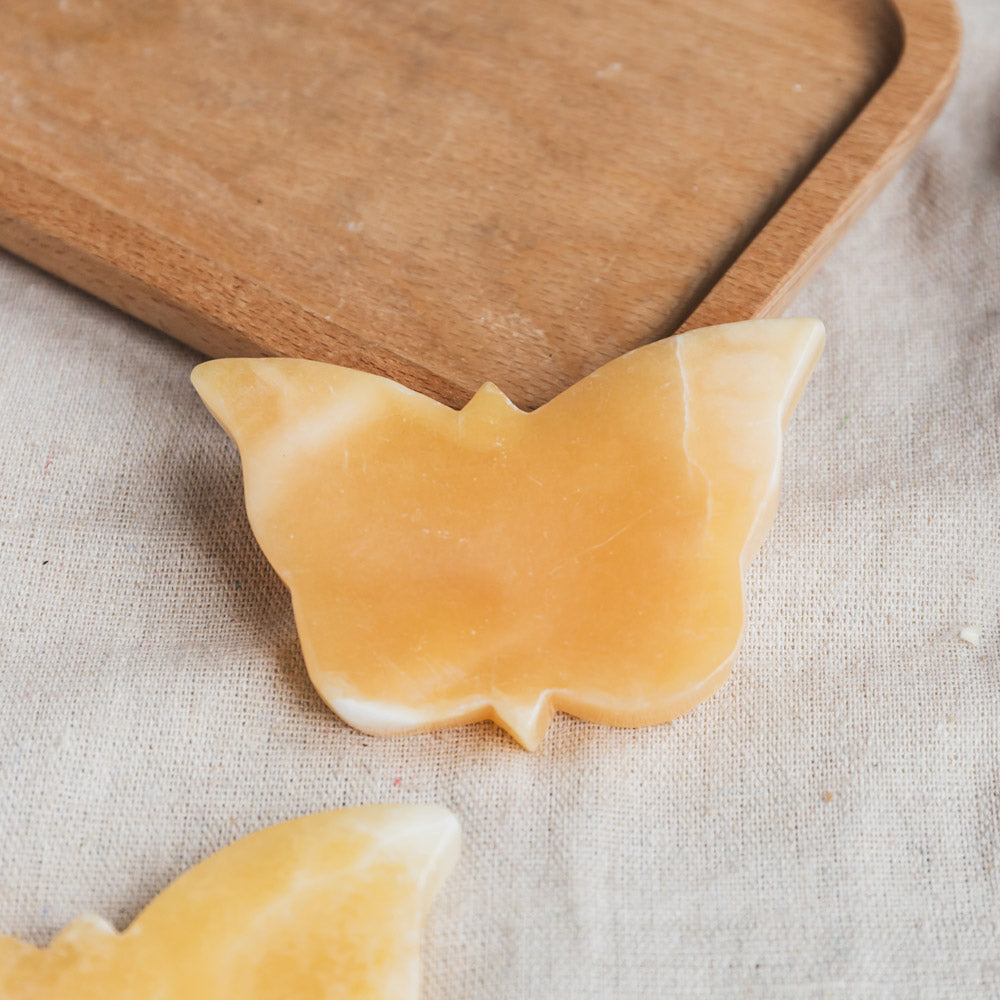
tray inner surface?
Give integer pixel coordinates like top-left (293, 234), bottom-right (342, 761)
top-left (0, 0), bottom-right (901, 406)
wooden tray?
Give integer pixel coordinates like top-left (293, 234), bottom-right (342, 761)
top-left (0, 0), bottom-right (959, 409)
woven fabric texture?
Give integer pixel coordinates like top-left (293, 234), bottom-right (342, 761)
top-left (0, 1), bottom-right (997, 995)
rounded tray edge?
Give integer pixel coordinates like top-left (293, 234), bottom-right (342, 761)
top-left (675, 0), bottom-right (962, 334)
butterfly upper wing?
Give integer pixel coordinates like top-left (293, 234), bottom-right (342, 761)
top-left (666, 318), bottom-right (825, 559)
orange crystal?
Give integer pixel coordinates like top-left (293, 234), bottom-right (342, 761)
top-left (193, 318), bottom-right (824, 748)
top-left (0, 805), bottom-right (459, 999)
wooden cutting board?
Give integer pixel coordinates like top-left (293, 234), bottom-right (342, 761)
top-left (0, 0), bottom-right (959, 408)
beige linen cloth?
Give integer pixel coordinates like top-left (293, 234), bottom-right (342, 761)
top-left (1, 1), bottom-right (997, 996)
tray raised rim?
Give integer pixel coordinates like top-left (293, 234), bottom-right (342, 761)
top-left (678, 0), bottom-right (961, 335)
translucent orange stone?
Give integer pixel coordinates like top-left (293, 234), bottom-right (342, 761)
top-left (193, 318), bottom-right (824, 748)
top-left (0, 805), bottom-right (459, 999)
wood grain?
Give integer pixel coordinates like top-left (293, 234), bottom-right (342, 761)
top-left (0, 0), bottom-right (959, 408)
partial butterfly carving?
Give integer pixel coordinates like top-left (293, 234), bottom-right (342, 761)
top-left (0, 805), bottom-right (459, 998)
top-left (192, 318), bottom-right (824, 748)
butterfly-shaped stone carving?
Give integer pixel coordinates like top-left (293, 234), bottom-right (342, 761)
top-left (193, 319), bottom-right (824, 748)
top-left (0, 805), bottom-right (459, 998)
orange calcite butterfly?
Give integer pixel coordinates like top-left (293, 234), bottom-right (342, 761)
top-left (193, 318), bottom-right (824, 749)
top-left (0, 805), bottom-right (459, 999)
